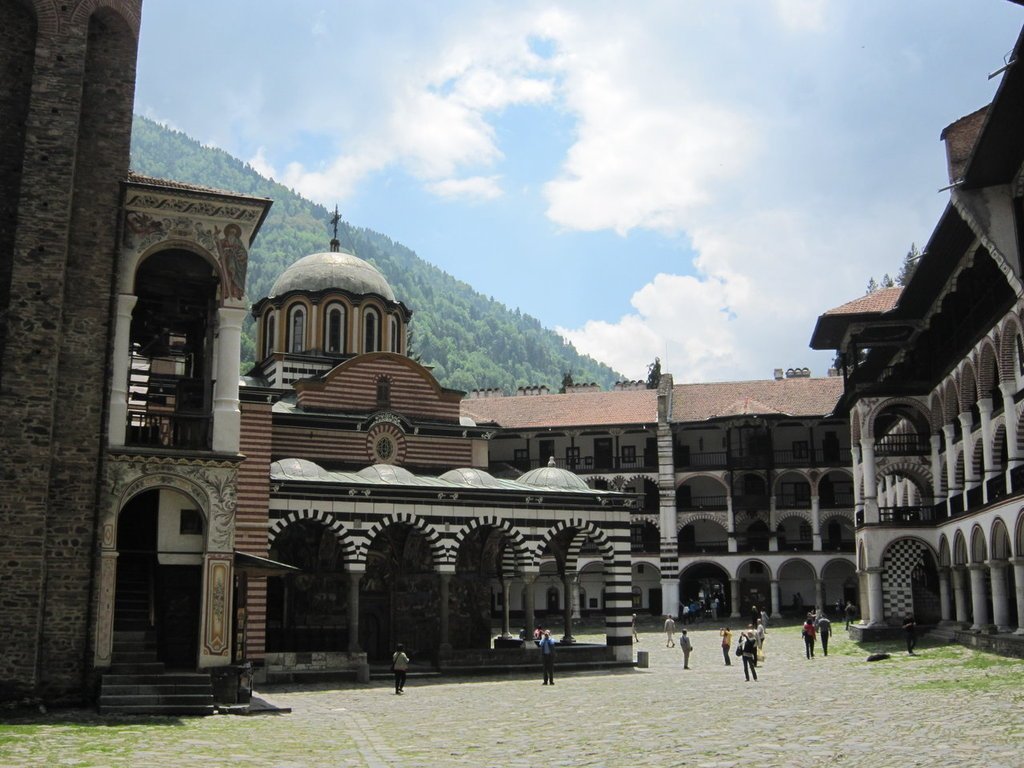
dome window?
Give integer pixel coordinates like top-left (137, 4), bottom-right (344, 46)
top-left (287, 305), bottom-right (306, 353)
top-left (390, 315), bottom-right (401, 354)
top-left (363, 307), bottom-right (380, 353)
top-left (263, 313), bottom-right (276, 358)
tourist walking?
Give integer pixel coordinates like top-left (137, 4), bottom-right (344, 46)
top-left (750, 605), bottom-right (760, 628)
top-left (392, 643), bottom-right (409, 694)
top-left (760, 607), bottom-right (769, 629)
top-left (679, 629), bottom-right (692, 669)
top-left (720, 627), bottom-right (732, 666)
top-left (903, 615), bottom-right (917, 655)
top-left (539, 629), bottom-right (557, 684)
top-left (711, 597), bottom-right (719, 620)
top-left (632, 614), bottom-right (639, 642)
top-left (755, 619), bottom-right (766, 662)
top-left (740, 630), bottom-right (758, 682)
top-left (817, 615), bottom-right (832, 656)
top-left (845, 601), bottom-right (857, 629)
top-left (802, 617), bottom-right (817, 659)
top-left (664, 615), bottom-right (676, 647)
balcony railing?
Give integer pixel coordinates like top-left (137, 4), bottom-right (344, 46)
top-left (731, 494), bottom-right (770, 511)
top-left (676, 494), bottom-right (728, 511)
top-left (874, 434), bottom-right (930, 457)
top-left (674, 450), bottom-right (727, 469)
top-left (948, 493), bottom-right (964, 517)
top-left (777, 538), bottom-right (814, 552)
top-left (502, 454), bottom-right (657, 473)
top-left (819, 492), bottom-right (855, 508)
top-left (878, 505), bottom-right (942, 525)
top-left (776, 495), bottom-right (812, 510)
top-left (986, 474), bottom-right (1008, 504)
top-left (676, 447), bottom-right (852, 470)
top-left (677, 540), bottom-right (729, 554)
top-left (126, 410), bottom-right (212, 450)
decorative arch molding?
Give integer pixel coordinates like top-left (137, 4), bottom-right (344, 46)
top-left (622, 472), bottom-right (659, 488)
top-left (998, 314), bottom-right (1022, 384)
top-left (535, 518), bottom-right (616, 567)
top-left (126, 239), bottom-right (223, 298)
top-left (941, 379), bottom-right (960, 424)
top-left (976, 338), bottom-right (1000, 395)
top-left (105, 456), bottom-right (237, 554)
top-left (812, 468), bottom-right (853, 496)
top-left (938, 535), bottom-right (951, 567)
top-left (451, 516), bottom-right (531, 571)
top-left (879, 535), bottom-right (938, 568)
top-left (969, 524), bottom-right (988, 564)
top-left (865, 396), bottom-right (933, 438)
top-left (69, 0), bottom-right (142, 35)
top-left (676, 512), bottom-right (729, 532)
top-left (957, 360), bottom-right (979, 413)
top-left (775, 510), bottom-right (813, 527)
top-left (875, 460), bottom-right (933, 494)
top-left (819, 510), bottom-right (855, 526)
top-left (990, 517), bottom-right (1012, 560)
top-left (952, 530), bottom-right (969, 566)
top-left (772, 470), bottom-right (812, 495)
top-left (267, 509), bottom-right (358, 567)
top-left (364, 512), bottom-right (448, 568)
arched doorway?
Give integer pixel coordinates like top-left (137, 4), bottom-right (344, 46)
top-left (116, 488), bottom-right (204, 669)
top-left (736, 560), bottom-right (771, 618)
top-left (777, 559), bottom-right (815, 616)
top-left (882, 538), bottom-right (941, 625)
top-left (679, 562), bottom-right (729, 619)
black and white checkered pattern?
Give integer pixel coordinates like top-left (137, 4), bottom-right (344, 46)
top-left (881, 538), bottom-right (927, 621)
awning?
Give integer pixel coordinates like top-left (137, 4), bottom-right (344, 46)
top-left (234, 550), bottom-right (302, 576)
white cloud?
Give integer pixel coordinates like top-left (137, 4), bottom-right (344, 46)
top-left (426, 176), bottom-right (504, 201)
top-left (773, 0), bottom-right (828, 32)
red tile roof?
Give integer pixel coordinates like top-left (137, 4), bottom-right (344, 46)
top-left (460, 376), bottom-right (845, 429)
top-left (461, 389), bottom-right (657, 429)
top-left (822, 286), bottom-right (902, 316)
top-left (671, 377), bottom-right (844, 422)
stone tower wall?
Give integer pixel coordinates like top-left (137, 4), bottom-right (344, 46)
top-left (0, 0), bottom-right (141, 704)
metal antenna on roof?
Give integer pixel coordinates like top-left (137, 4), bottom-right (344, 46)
top-left (988, 50), bottom-right (1016, 80)
top-left (329, 205), bottom-right (341, 252)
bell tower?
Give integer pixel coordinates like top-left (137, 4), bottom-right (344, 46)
top-left (0, 0), bottom-right (143, 703)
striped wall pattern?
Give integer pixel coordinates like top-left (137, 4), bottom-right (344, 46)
top-left (295, 354), bottom-right (461, 422)
top-left (273, 426), bottom-right (473, 470)
top-left (268, 508), bottom-right (359, 564)
top-left (450, 516), bottom-right (531, 572)
top-left (237, 401), bottom-right (273, 660)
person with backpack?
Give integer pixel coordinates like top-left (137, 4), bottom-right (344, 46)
top-left (739, 629), bottom-right (758, 682)
top-left (679, 629), bottom-right (693, 669)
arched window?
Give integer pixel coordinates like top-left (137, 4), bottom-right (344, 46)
top-left (287, 305), bottom-right (306, 353)
top-left (376, 377), bottom-right (391, 409)
top-left (263, 313), bottom-right (276, 359)
top-left (390, 316), bottom-right (401, 354)
top-left (324, 304), bottom-right (346, 354)
top-left (363, 307), bottom-right (380, 352)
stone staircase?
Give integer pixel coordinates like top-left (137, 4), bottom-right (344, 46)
top-left (98, 558), bottom-right (214, 716)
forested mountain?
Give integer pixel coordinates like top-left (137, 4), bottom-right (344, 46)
top-left (129, 116), bottom-right (622, 392)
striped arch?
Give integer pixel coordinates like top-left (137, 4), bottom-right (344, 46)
top-left (864, 396), bottom-right (931, 439)
top-left (676, 511), bottom-right (729, 532)
top-left (998, 314), bottom-right (1022, 384)
top-left (536, 518), bottom-right (616, 569)
top-left (775, 509), bottom-right (813, 526)
top-left (819, 510), bottom-right (855, 527)
top-left (850, 410), bottom-right (862, 443)
top-left (876, 460), bottom-right (933, 498)
top-left (622, 472), bottom-right (658, 488)
top-left (450, 516), bottom-right (531, 572)
top-left (976, 338), bottom-right (1000, 397)
top-left (631, 513), bottom-right (659, 528)
top-left (969, 524), bottom-right (987, 564)
top-left (938, 535), bottom-right (951, 567)
top-left (268, 509), bottom-right (358, 567)
top-left (812, 467), bottom-right (853, 496)
top-left (942, 379), bottom-right (960, 423)
top-left (364, 512), bottom-right (447, 568)
top-left (952, 529), bottom-right (969, 566)
top-left (674, 472), bottom-right (728, 490)
top-left (70, 0), bottom-right (143, 35)
top-left (969, 436), bottom-right (985, 478)
top-left (928, 394), bottom-right (944, 434)
top-left (957, 360), bottom-right (978, 414)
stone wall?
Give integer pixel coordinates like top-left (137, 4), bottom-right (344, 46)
top-left (0, 1), bottom-right (141, 704)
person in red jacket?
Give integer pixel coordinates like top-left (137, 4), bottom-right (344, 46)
top-left (802, 616), bottom-right (817, 659)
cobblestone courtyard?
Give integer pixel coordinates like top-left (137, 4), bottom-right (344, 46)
top-left (2, 622), bottom-right (1022, 767)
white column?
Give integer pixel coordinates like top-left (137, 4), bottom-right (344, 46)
top-left (865, 567), bottom-right (885, 627)
top-left (943, 423), bottom-right (960, 498)
top-left (1011, 558), bottom-right (1024, 635)
top-left (729, 578), bottom-right (741, 619)
top-left (930, 434), bottom-right (943, 497)
top-left (212, 305), bottom-right (247, 453)
top-left (811, 496), bottom-right (821, 550)
top-left (978, 398), bottom-right (995, 494)
top-left (769, 579), bottom-right (782, 619)
top-left (959, 411), bottom-right (979, 490)
top-left (968, 564), bottom-right (990, 630)
top-left (952, 566), bottom-right (968, 625)
top-left (860, 438), bottom-right (878, 523)
top-left (989, 560), bottom-right (1011, 632)
top-left (938, 567), bottom-right (952, 623)
top-left (1000, 382), bottom-right (1020, 469)
top-left (107, 293), bottom-right (138, 447)
top-left (726, 497), bottom-right (738, 553)
top-left (309, 302), bottom-right (319, 352)
top-left (661, 577), bottom-right (679, 619)
top-left (814, 578), bottom-right (825, 613)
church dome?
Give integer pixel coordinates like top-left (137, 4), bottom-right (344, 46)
top-left (358, 464), bottom-right (417, 484)
top-left (517, 459), bottom-right (590, 491)
top-left (270, 249), bottom-right (395, 301)
top-left (440, 467), bottom-right (504, 488)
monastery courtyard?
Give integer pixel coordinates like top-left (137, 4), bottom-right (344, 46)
top-left (1, 621), bottom-right (1020, 768)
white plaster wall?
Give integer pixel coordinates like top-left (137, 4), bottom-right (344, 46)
top-left (157, 488), bottom-right (204, 565)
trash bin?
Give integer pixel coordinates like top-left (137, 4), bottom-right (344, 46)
top-left (636, 650), bottom-right (649, 668)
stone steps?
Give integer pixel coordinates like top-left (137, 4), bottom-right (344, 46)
top-left (99, 672), bottom-right (214, 717)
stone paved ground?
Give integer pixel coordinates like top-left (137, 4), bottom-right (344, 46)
top-left (2, 620), bottom-right (1022, 767)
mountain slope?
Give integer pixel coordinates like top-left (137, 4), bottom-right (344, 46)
top-left (129, 116), bottom-right (623, 392)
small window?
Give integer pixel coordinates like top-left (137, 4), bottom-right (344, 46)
top-left (622, 445), bottom-right (637, 463)
top-left (513, 448), bottom-right (529, 471)
top-left (364, 308), bottom-right (380, 352)
top-left (179, 509), bottom-right (203, 535)
top-left (325, 305), bottom-right (346, 354)
top-left (288, 306), bottom-right (305, 353)
top-left (376, 377), bottom-right (391, 409)
top-left (263, 314), bottom-right (276, 358)
top-left (390, 316), bottom-right (401, 354)
top-left (792, 441), bottom-right (808, 459)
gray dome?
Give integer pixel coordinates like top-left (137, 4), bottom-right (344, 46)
top-left (358, 464), bottom-right (417, 484)
top-left (517, 463), bottom-right (590, 491)
top-left (270, 457), bottom-right (331, 480)
top-left (270, 250), bottom-right (396, 301)
top-left (439, 467), bottom-right (503, 488)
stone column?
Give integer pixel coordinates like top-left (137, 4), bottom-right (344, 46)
top-left (988, 561), bottom-right (1010, 632)
top-left (438, 572), bottom-right (453, 657)
top-left (212, 305), bottom-right (247, 453)
top-left (347, 570), bottom-right (362, 652)
top-left (660, 577), bottom-right (679, 618)
top-left (561, 573), bottom-right (575, 643)
top-left (959, 412), bottom-right (979, 492)
top-left (865, 567), bottom-right (885, 627)
top-left (107, 293), bottom-right (138, 447)
top-left (522, 572), bottom-right (538, 639)
top-left (769, 579), bottom-right (782, 619)
top-left (814, 578), bottom-right (825, 613)
top-left (937, 567), bottom-right (952, 623)
top-left (943, 423), bottom-right (959, 499)
top-left (729, 578), bottom-right (741, 619)
top-left (1011, 558), bottom-right (1024, 635)
top-left (978, 398), bottom-right (996, 497)
top-left (952, 566), bottom-right (968, 625)
top-left (968, 564), bottom-right (991, 630)
top-left (501, 579), bottom-right (512, 638)
top-left (93, 550), bottom-right (119, 667)
top-left (930, 434), bottom-right (943, 498)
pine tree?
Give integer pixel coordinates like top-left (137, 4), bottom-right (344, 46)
top-left (866, 277), bottom-right (879, 294)
top-left (880, 273), bottom-right (894, 288)
top-left (897, 243), bottom-right (920, 286)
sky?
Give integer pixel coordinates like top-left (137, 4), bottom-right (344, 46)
top-left (134, 1), bottom-right (1023, 383)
